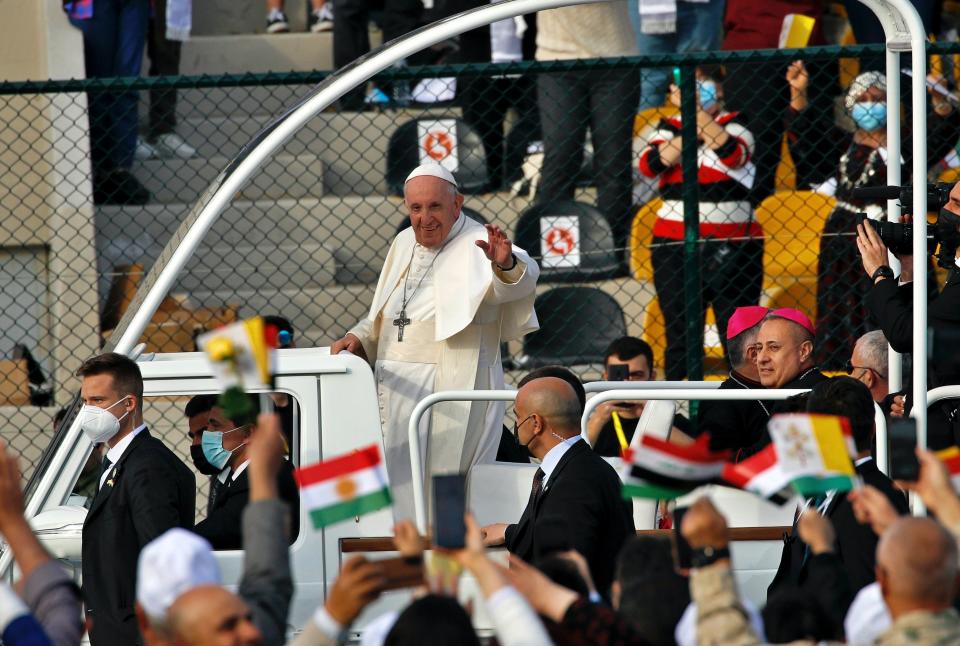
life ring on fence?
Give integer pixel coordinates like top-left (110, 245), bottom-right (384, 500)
top-left (544, 227), bottom-right (576, 255)
top-left (423, 131), bottom-right (454, 161)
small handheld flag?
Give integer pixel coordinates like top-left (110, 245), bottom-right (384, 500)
top-left (767, 413), bottom-right (858, 496)
top-left (296, 444), bottom-right (392, 529)
top-left (621, 434), bottom-right (731, 500)
top-left (197, 316), bottom-right (279, 422)
top-left (720, 444), bottom-right (794, 506)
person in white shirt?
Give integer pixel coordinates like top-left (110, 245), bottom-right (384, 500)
top-left (331, 163), bottom-right (539, 522)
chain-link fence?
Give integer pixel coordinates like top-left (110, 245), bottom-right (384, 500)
top-left (3, 43), bottom-right (960, 481)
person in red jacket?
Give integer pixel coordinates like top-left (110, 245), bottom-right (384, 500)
top-left (638, 65), bottom-right (764, 380)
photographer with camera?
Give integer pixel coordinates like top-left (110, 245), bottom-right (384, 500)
top-left (787, 64), bottom-right (959, 371)
top-left (856, 181), bottom-right (960, 449)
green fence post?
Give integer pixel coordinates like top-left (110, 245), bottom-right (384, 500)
top-left (678, 64), bottom-right (703, 424)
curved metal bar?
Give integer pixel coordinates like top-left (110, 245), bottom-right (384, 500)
top-left (408, 390), bottom-right (518, 532)
top-left (110, 0), bottom-right (608, 355)
top-left (927, 385), bottom-right (960, 406)
top-left (581, 389), bottom-right (809, 433)
top-left (583, 381), bottom-right (722, 392)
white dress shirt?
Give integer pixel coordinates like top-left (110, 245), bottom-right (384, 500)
top-left (539, 435), bottom-right (583, 489)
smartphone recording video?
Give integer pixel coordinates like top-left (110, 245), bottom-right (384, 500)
top-left (432, 474), bottom-right (467, 549)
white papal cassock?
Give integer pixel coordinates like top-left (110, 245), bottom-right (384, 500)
top-left (349, 216), bottom-right (539, 521)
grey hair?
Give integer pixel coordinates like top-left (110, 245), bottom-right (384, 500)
top-left (856, 330), bottom-right (889, 379)
top-left (727, 323), bottom-right (763, 370)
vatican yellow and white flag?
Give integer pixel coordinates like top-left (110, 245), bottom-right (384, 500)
top-left (767, 413), bottom-right (857, 496)
top-left (197, 316), bottom-right (273, 391)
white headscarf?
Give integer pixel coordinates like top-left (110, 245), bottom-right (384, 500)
top-left (845, 71), bottom-right (888, 112)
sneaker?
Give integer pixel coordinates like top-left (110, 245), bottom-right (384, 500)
top-left (94, 169), bottom-right (150, 205)
top-left (153, 132), bottom-right (197, 159)
top-left (135, 137), bottom-right (159, 161)
top-left (309, 4), bottom-right (334, 32)
top-left (266, 9), bottom-right (289, 33)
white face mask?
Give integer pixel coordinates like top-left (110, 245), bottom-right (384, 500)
top-left (79, 396), bottom-right (130, 444)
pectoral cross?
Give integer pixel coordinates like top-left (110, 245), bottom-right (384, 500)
top-left (393, 310), bottom-right (411, 342)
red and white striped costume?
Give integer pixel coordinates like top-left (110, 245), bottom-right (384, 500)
top-left (638, 113), bottom-right (761, 240)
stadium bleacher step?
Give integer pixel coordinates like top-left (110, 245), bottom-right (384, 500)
top-left (175, 107), bottom-right (465, 196)
top-left (132, 153), bottom-right (326, 203)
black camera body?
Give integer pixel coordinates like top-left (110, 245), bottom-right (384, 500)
top-left (853, 183), bottom-right (960, 268)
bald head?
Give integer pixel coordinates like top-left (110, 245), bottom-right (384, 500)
top-left (517, 377), bottom-right (582, 432)
top-left (166, 586), bottom-right (263, 646)
top-left (877, 517), bottom-right (958, 614)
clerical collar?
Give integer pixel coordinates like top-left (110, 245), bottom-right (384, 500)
top-left (729, 371), bottom-right (762, 388)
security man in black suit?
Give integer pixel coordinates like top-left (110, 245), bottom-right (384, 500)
top-left (857, 191), bottom-right (960, 450)
top-left (481, 377), bottom-right (635, 595)
top-left (768, 377), bottom-right (909, 603)
top-left (78, 353), bottom-right (195, 646)
top-left (192, 401), bottom-right (300, 550)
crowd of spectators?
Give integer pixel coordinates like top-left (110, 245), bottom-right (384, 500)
top-left (10, 341), bottom-right (960, 645)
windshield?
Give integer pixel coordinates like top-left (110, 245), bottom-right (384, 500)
top-left (23, 393), bottom-right (81, 505)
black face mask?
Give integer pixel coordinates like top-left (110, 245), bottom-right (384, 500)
top-left (190, 442), bottom-right (221, 475)
top-left (513, 415), bottom-right (535, 449)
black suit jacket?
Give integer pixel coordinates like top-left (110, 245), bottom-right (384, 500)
top-left (739, 369), bottom-right (830, 459)
top-left (193, 459), bottom-right (300, 550)
top-left (768, 458), bottom-right (909, 601)
top-left (504, 440), bottom-right (635, 595)
top-left (697, 371), bottom-right (771, 453)
top-left (82, 429), bottom-right (195, 646)
top-left (866, 276), bottom-right (960, 449)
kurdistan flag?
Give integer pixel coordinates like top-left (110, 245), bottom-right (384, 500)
top-left (767, 414), bottom-right (857, 496)
top-left (295, 444), bottom-right (392, 528)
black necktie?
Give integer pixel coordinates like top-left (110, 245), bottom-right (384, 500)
top-left (98, 455), bottom-right (112, 487)
top-left (528, 468), bottom-right (545, 508)
top-left (208, 474), bottom-right (230, 513)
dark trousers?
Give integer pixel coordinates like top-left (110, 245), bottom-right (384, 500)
top-left (459, 74), bottom-right (541, 190)
top-left (147, 0), bottom-right (182, 138)
top-left (71, 0), bottom-right (149, 174)
top-left (333, 0), bottom-right (422, 109)
top-left (651, 236), bottom-right (764, 380)
top-left (536, 69), bottom-right (639, 253)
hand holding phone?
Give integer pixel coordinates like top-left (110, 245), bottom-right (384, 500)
top-left (888, 418), bottom-right (920, 481)
top-left (607, 364), bottom-right (629, 382)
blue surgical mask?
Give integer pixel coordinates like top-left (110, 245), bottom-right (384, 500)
top-left (851, 101), bottom-right (887, 131)
top-left (200, 426), bottom-right (246, 471)
top-left (697, 80), bottom-right (718, 111)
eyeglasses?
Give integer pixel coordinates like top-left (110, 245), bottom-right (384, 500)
top-left (845, 360), bottom-right (886, 380)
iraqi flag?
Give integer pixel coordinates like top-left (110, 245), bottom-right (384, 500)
top-left (621, 434), bottom-right (731, 500)
top-left (295, 444), bottom-right (392, 529)
top-left (721, 444), bottom-right (794, 505)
